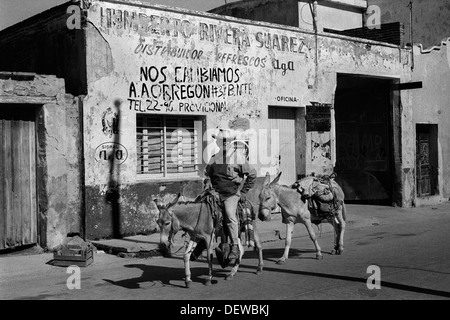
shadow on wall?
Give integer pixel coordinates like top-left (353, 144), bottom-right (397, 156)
top-left (107, 99), bottom-right (122, 238)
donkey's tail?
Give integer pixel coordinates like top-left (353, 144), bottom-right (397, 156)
top-left (341, 202), bottom-right (347, 221)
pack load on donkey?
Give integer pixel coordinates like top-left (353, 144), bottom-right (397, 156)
top-left (292, 173), bottom-right (342, 222)
top-left (258, 171), bottom-right (346, 262)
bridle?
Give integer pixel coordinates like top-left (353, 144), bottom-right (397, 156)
top-left (259, 203), bottom-right (274, 212)
top-left (158, 200), bottom-right (211, 253)
top-left (259, 186), bottom-right (278, 213)
top-left (158, 206), bottom-right (176, 245)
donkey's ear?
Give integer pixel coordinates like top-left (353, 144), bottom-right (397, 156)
top-left (263, 172), bottom-right (271, 187)
top-left (168, 193), bottom-right (181, 208)
top-left (153, 199), bottom-right (163, 209)
top-left (269, 171), bottom-right (282, 187)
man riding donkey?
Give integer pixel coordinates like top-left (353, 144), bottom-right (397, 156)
top-left (201, 128), bottom-right (257, 263)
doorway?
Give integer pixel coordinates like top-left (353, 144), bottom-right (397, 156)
top-left (268, 106), bottom-right (297, 186)
top-left (0, 104), bottom-right (38, 250)
top-left (334, 74), bottom-right (397, 205)
top-left (416, 124), bottom-right (439, 197)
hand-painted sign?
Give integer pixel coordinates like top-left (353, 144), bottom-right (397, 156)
top-left (101, 107), bottom-right (119, 137)
top-left (273, 59), bottom-right (294, 76)
top-left (95, 142), bottom-right (128, 165)
top-left (98, 6), bottom-right (308, 54)
top-left (127, 65), bottom-right (253, 114)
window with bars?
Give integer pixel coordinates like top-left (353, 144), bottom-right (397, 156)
top-left (136, 114), bottom-right (203, 177)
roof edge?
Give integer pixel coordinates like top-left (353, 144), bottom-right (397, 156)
top-left (0, 1), bottom-right (73, 34)
top-left (414, 37), bottom-right (450, 55)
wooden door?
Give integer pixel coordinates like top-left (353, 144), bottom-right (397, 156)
top-left (0, 107), bottom-right (37, 250)
top-left (417, 132), bottom-right (431, 196)
top-left (268, 107), bottom-right (297, 186)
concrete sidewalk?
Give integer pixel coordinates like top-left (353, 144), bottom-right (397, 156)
top-left (89, 202), bottom-right (450, 258)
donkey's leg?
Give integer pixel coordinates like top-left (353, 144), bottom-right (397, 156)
top-left (330, 218), bottom-right (340, 255)
top-left (253, 221), bottom-right (263, 274)
top-left (335, 207), bottom-right (346, 254)
top-left (183, 240), bottom-right (196, 288)
top-left (304, 218), bottom-right (323, 260)
top-left (277, 221), bottom-right (294, 264)
top-left (226, 238), bottom-right (245, 280)
top-left (204, 236), bottom-right (214, 286)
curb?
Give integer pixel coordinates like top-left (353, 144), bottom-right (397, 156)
top-left (90, 238), bottom-right (163, 258)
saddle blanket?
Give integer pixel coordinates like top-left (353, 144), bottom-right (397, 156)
top-left (237, 201), bottom-right (255, 248)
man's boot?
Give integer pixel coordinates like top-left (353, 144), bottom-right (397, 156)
top-left (228, 244), bottom-right (240, 261)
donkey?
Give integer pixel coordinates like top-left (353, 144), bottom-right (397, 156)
top-left (258, 172), bottom-right (346, 264)
top-left (155, 194), bottom-right (264, 288)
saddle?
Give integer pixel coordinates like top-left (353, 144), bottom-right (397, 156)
top-left (190, 194), bottom-right (256, 269)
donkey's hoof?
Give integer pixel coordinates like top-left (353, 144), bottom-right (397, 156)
top-left (225, 274), bottom-right (234, 281)
top-left (331, 249), bottom-right (336, 255)
top-left (204, 279), bottom-right (212, 286)
top-left (256, 267), bottom-right (263, 275)
top-left (185, 280), bottom-right (192, 288)
top-left (276, 259), bottom-right (286, 265)
top-left (316, 254), bottom-right (323, 260)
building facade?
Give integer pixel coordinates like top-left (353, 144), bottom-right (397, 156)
top-left (410, 40), bottom-right (450, 206)
top-left (211, 0), bottom-right (450, 206)
top-left (0, 73), bottom-right (83, 250)
top-left (0, 0), bottom-right (423, 248)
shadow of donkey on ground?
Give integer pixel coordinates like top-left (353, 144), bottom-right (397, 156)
top-left (103, 263), bottom-right (218, 289)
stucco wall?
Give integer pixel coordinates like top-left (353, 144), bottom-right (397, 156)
top-left (412, 41), bottom-right (450, 203)
top-left (0, 74), bottom-right (83, 249)
top-left (81, 0), bottom-right (413, 238)
top-left (299, 0), bottom-right (364, 32)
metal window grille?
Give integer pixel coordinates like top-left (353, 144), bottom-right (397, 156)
top-left (136, 114), bottom-right (200, 177)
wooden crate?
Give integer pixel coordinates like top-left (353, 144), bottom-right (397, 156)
top-left (52, 246), bottom-right (94, 267)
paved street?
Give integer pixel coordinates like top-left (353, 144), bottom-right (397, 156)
top-left (1, 204), bottom-right (450, 302)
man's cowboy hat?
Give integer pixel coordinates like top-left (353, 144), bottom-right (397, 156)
top-left (211, 129), bottom-right (236, 141)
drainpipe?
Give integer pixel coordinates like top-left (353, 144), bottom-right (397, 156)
top-left (78, 96), bottom-right (86, 240)
top-left (309, 1), bottom-right (319, 87)
top-left (408, 0), bottom-right (414, 70)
